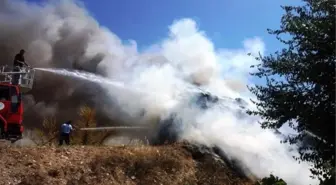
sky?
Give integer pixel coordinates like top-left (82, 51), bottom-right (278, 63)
top-left (72, 0), bottom-right (299, 86)
top-left (76, 0), bottom-right (300, 53)
top-left (23, 0), bottom-right (302, 87)
top-left (72, 0), bottom-right (301, 86)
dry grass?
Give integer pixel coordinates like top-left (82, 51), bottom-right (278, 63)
top-left (0, 143), bottom-right (254, 185)
top-left (71, 105), bottom-right (111, 145)
top-left (30, 104), bottom-right (113, 146)
top-left (18, 105), bottom-right (255, 185)
top-left (30, 116), bottom-right (59, 145)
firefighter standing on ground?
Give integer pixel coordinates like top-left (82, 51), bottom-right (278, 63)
top-left (12, 49), bottom-right (29, 85)
top-left (59, 120), bottom-right (74, 146)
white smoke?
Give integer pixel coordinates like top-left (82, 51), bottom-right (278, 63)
top-left (0, 0), bottom-right (318, 185)
top-left (93, 9), bottom-right (317, 185)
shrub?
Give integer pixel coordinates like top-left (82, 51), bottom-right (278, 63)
top-left (255, 174), bottom-right (287, 185)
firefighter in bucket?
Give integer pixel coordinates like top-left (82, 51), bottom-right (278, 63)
top-left (12, 49), bottom-right (30, 85)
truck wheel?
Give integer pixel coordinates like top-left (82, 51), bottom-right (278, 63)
top-left (11, 139), bottom-right (18, 144)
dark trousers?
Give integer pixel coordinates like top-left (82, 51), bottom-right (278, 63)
top-left (59, 133), bottom-right (70, 145)
top-left (12, 67), bottom-right (20, 85)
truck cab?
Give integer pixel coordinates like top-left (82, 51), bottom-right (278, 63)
top-left (0, 66), bottom-right (35, 142)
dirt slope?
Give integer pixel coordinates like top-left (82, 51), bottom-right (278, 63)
top-left (0, 142), bottom-right (254, 185)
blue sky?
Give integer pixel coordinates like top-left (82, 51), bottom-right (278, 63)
top-left (25, 0), bottom-right (302, 55)
top-left (24, 0), bottom-right (301, 87)
top-left (71, 0), bottom-right (300, 87)
top-left (77, 0), bottom-right (300, 53)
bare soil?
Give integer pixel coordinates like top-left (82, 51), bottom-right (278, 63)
top-left (0, 142), bottom-right (254, 185)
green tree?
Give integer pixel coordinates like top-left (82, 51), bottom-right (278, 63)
top-left (247, 0), bottom-right (335, 182)
top-left (255, 174), bottom-right (287, 185)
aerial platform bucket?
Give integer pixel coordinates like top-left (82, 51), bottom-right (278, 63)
top-left (0, 65), bottom-right (35, 93)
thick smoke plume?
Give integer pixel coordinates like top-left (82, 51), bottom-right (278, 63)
top-left (0, 0), bottom-right (130, 124)
top-left (0, 0), bottom-right (318, 185)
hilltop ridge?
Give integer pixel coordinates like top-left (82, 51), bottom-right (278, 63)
top-left (0, 142), bottom-right (255, 185)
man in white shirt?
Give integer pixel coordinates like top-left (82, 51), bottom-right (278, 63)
top-left (59, 120), bottom-right (73, 146)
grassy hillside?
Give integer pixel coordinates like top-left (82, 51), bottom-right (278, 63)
top-left (0, 142), bottom-right (254, 185)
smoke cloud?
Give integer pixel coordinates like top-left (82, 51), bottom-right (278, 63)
top-left (0, 0), bottom-right (127, 124)
top-left (0, 0), bottom-right (318, 185)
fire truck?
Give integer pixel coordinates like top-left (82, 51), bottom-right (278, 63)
top-left (0, 65), bottom-right (35, 143)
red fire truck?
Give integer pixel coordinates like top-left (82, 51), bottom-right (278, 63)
top-left (0, 66), bottom-right (35, 142)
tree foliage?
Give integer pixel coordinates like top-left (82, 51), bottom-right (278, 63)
top-left (255, 174), bottom-right (287, 185)
top-left (247, 0), bottom-right (335, 182)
